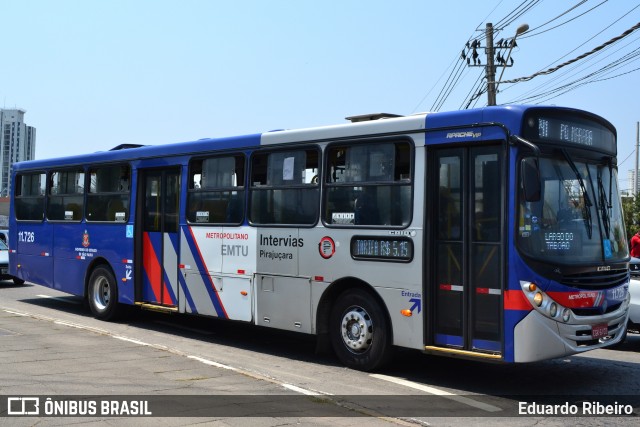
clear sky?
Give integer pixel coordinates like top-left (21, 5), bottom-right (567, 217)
top-left (2, 1), bottom-right (639, 189)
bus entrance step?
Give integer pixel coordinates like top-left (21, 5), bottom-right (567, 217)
top-left (136, 303), bottom-right (179, 314)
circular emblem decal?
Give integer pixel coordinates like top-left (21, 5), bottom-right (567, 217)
top-left (319, 236), bottom-right (336, 259)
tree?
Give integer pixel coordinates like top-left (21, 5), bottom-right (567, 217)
top-left (622, 196), bottom-right (640, 245)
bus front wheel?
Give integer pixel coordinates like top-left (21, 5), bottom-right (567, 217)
top-left (88, 266), bottom-right (122, 321)
top-left (329, 289), bottom-right (393, 371)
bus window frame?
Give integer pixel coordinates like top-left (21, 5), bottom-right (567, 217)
top-left (322, 137), bottom-right (415, 229)
top-left (46, 167), bottom-right (86, 223)
top-left (248, 145), bottom-right (321, 228)
top-left (186, 152), bottom-right (247, 226)
top-left (85, 163), bottom-right (132, 223)
top-left (14, 171), bottom-right (47, 223)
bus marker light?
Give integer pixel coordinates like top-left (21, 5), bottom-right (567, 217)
top-left (549, 302), bottom-right (558, 317)
top-left (237, 269), bottom-right (245, 274)
top-left (122, 278), bottom-right (127, 282)
top-left (528, 283), bottom-right (537, 292)
top-left (401, 309), bottom-right (413, 317)
top-left (314, 276), bottom-right (324, 282)
top-left (240, 291), bottom-right (248, 296)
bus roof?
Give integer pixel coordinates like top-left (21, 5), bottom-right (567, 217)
top-left (12, 105), bottom-right (614, 172)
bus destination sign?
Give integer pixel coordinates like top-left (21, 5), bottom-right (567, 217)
top-left (523, 112), bottom-right (616, 154)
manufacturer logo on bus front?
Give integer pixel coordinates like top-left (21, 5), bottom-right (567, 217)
top-left (446, 131), bottom-right (481, 139)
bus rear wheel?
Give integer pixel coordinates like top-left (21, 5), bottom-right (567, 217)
top-left (88, 266), bottom-right (122, 321)
top-left (329, 289), bottom-right (393, 371)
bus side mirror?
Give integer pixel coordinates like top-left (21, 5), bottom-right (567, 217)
top-left (521, 158), bottom-right (541, 202)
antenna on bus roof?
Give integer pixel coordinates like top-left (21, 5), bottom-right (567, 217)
top-left (345, 113), bottom-right (403, 123)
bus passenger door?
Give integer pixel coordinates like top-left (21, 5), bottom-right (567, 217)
top-left (137, 168), bottom-right (181, 307)
top-left (427, 145), bottom-right (504, 356)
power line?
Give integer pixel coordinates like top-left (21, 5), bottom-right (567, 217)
top-left (519, 0), bottom-right (608, 39)
top-left (503, 29), bottom-right (640, 104)
top-left (500, 4), bottom-right (640, 101)
top-left (521, 0), bottom-right (589, 34)
top-left (501, 21), bottom-right (640, 84)
top-left (505, 44), bottom-right (640, 104)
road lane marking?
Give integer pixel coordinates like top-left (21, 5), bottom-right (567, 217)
top-left (187, 355), bottom-right (239, 372)
top-left (370, 374), bottom-right (502, 413)
top-left (3, 309), bottom-right (28, 316)
top-left (282, 383), bottom-right (324, 396)
top-left (54, 319), bottom-right (110, 335)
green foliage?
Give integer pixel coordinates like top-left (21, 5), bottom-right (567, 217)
top-left (622, 196), bottom-right (640, 242)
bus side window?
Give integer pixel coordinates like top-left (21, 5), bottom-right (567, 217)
top-left (249, 148), bottom-right (319, 226)
top-left (324, 141), bottom-right (412, 227)
top-left (86, 165), bottom-right (130, 222)
top-left (15, 173), bottom-right (46, 221)
top-left (47, 169), bottom-right (85, 221)
top-left (187, 154), bottom-right (245, 225)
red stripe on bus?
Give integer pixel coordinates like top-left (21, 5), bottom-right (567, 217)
top-left (503, 290), bottom-right (532, 311)
top-left (547, 291), bottom-right (601, 309)
top-left (439, 284), bottom-right (452, 291)
top-left (142, 232), bottom-right (162, 302)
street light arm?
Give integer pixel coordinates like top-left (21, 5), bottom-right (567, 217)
top-left (495, 23), bottom-right (529, 94)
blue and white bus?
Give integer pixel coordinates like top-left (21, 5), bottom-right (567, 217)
top-left (9, 105), bottom-right (630, 370)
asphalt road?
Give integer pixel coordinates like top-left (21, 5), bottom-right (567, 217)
top-left (0, 280), bottom-right (639, 426)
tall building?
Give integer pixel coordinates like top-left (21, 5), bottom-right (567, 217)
top-left (628, 169), bottom-right (640, 197)
top-left (0, 108), bottom-right (36, 196)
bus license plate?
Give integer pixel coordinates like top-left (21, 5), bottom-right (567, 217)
top-left (592, 323), bottom-right (609, 339)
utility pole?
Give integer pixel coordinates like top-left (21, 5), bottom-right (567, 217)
top-left (486, 23), bottom-right (497, 106)
top-left (462, 23), bottom-right (528, 107)
top-left (635, 121), bottom-right (639, 196)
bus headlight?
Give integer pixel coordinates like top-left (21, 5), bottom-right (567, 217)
top-left (520, 281), bottom-right (571, 323)
top-left (533, 292), bottom-right (543, 307)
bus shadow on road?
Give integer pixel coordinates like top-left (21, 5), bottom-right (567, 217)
top-left (19, 294), bottom-right (343, 368)
top-left (0, 279), bottom-right (35, 289)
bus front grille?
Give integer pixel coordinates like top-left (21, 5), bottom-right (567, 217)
top-left (559, 268), bottom-right (629, 290)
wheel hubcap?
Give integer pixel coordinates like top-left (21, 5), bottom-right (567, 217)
top-left (340, 305), bottom-right (373, 353)
top-left (92, 276), bottom-right (110, 311)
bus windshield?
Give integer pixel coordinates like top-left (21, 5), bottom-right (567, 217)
top-left (517, 154), bottom-right (628, 264)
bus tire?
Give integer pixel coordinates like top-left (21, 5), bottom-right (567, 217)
top-left (330, 289), bottom-right (393, 371)
top-left (88, 266), bottom-right (122, 321)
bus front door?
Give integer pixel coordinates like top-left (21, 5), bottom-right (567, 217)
top-left (428, 145), bottom-right (504, 356)
top-left (137, 168), bottom-right (181, 307)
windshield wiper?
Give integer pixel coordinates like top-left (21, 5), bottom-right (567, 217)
top-left (597, 169), bottom-right (611, 238)
top-left (561, 149), bottom-right (593, 239)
